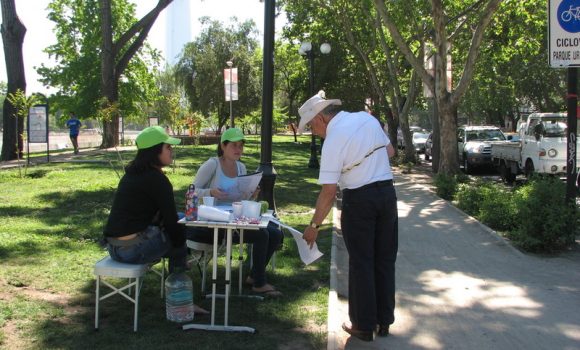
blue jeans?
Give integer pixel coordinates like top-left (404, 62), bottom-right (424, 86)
top-left (186, 222), bottom-right (283, 287)
top-left (107, 226), bottom-right (187, 272)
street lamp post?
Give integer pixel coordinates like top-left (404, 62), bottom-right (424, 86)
top-left (226, 60), bottom-right (234, 128)
top-left (257, 0), bottom-right (277, 212)
top-left (299, 41), bottom-right (331, 169)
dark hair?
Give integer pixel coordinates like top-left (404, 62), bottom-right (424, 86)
top-left (125, 143), bottom-right (164, 174)
top-left (216, 139), bottom-right (245, 157)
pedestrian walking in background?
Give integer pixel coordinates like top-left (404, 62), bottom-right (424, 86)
top-left (298, 91), bottom-right (398, 342)
top-left (65, 112), bottom-right (82, 154)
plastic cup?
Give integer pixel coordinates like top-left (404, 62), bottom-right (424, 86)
top-left (232, 202), bottom-right (243, 218)
top-left (242, 200), bottom-right (261, 219)
top-left (203, 196), bottom-right (215, 206)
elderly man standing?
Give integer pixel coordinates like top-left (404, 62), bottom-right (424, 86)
top-left (298, 91), bottom-right (398, 342)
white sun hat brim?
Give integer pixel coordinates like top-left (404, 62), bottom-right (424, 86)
top-left (297, 93), bottom-right (342, 133)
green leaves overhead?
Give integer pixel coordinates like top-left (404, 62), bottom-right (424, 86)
top-left (174, 17), bottom-right (262, 131)
top-left (37, 0), bottom-right (159, 122)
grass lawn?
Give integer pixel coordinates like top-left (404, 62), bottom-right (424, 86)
top-left (0, 135), bottom-right (332, 350)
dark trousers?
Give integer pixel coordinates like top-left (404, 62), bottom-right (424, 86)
top-left (341, 180), bottom-right (398, 332)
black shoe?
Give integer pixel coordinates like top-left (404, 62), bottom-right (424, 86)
top-left (377, 324), bottom-right (390, 337)
top-left (342, 322), bottom-right (374, 342)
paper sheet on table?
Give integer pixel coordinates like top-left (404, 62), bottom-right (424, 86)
top-left (223, 171), bottom-right (263, 201)
top-left (267, 217), bottom-right (323, 265)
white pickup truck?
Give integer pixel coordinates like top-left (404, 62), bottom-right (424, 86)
top-left (491, 112), bottom-right (580, 183)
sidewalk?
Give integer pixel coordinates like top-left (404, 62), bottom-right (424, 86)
top-left (327, 164), bottom-right (580, 350)
top-left (0, 146), bottom-right (136, 170)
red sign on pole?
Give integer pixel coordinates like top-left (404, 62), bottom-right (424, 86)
top-left (224, 68), bottom-right (238, 101)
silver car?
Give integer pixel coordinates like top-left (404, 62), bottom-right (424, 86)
top-left (412, 132), bottom-right (429, 153)
top-left (458, 126), bottom-right (506, 174)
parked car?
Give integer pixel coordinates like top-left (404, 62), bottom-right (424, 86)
top-left (458, 125), bottom-right (506, 174)
top-left (412, 132), bottom-right (429, 153)
top-left (397, 126), bottom-right (424, 148)
top-left (424, 132), bottom-right (433, 161)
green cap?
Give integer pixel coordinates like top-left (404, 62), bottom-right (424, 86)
top-left (220, 127), bottom-right (246, 143)
top-left (135, 126), bottom-right (181, 150)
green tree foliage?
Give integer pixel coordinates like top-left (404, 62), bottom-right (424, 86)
top-left (174, 17), bottom-right (262, 132)
top-left (374, 0), bottom-right (503, 175)
top-left (149, 66), bottom-right (189, 132)
top-left (273, 41), bottom-right (305, 125)
top-left (282, 0), bottom-right (369, 112)
top-left (460, 0), bottom-right (565, 126)
top-left (37, 0), bottom-right (160, 125)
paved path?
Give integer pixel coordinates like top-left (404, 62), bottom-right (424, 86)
top-left (0, 146), bottom-right (136, 170)
top-left (328, 166), bottom-right (580, 350)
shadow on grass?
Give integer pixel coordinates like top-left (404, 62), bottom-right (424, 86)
top-left (28, 232), bottom-right (331, 350)
top-left (1, 135), bottom-right (331, 349)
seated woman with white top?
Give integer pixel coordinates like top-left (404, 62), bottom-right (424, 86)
top-left (187, 128), bottom-right (283, 296)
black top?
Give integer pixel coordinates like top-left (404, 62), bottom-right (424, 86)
top-left (104, 168), bottom-right (184, 246)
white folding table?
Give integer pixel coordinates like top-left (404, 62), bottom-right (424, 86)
top-left (179, 215), bottom-right (270, 333)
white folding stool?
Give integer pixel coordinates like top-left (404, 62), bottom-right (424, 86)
top-left (94, 256), bottom-right (165, 332)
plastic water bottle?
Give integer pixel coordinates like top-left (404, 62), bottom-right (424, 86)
top-left (185, 184), bottom-right (198, 221)
top-left (165, 270), bottom-right (194, 323)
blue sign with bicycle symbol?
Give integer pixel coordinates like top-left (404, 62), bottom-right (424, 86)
top-left (558, 0), bottom-right (580, 33)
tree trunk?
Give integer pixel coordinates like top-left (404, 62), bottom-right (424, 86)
top-left (437, 98), bottom-right (459, 175)
top-left (99, 0), bottom-right (173, 148)
top-left (0, 0), bottom-right (26, 161)
top-left (374, 0), bottom-right (502, 175)
top-left (99, 0), bottom-right (118, 148)
top-left (429, 98), bottom-right (440, 173)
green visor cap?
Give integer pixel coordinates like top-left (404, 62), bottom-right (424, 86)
top-left (221, 127), bottom-right (246, 143)
top-left (135, 126), bottom-right (181, 149)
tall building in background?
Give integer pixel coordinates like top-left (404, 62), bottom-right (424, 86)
top-left (164, 0), bottom-right (192, 65)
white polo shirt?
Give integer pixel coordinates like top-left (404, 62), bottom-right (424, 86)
top-left (318, 111), bottom-right (393, 190)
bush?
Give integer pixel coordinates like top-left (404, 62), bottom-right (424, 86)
top-left (433, 173), bottom-right (468, 200)
top-left (509, 177), bottom-right (577, 252)
top-left (455, 181), bottom-right (485, 215)
top-left (455, 180), bottom-right (517, 231)
top-left (478, 185), bottom-right (517, 231)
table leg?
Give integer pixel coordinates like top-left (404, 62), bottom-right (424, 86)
top-left (238, 229), bottom-right (244, 295)
top-left (210, 227), bottom-right (219, 326)
top-left (224, 228), bottom-right (233, 326)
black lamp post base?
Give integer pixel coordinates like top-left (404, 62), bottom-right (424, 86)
top-left (257, 167), bottom-right (277, 212)
top-left (308, 157), bottom-right (319, 169)
top-left (308, 134), bottom-right (319, 168)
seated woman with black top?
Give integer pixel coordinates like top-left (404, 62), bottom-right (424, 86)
top-left (103, 126), bottom-right (208, 313)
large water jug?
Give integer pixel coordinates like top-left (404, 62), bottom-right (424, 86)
top-left (165, 270), bottom-right (194, 322)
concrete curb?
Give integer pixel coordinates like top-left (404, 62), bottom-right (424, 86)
top-left (327, 209), bottom-right (340, 350)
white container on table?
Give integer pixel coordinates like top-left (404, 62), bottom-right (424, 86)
top-left (241, 200), bottom-right (261, 219)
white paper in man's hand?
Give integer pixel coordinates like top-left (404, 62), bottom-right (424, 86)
top-left (267, 217), bottom-right (323, 265)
